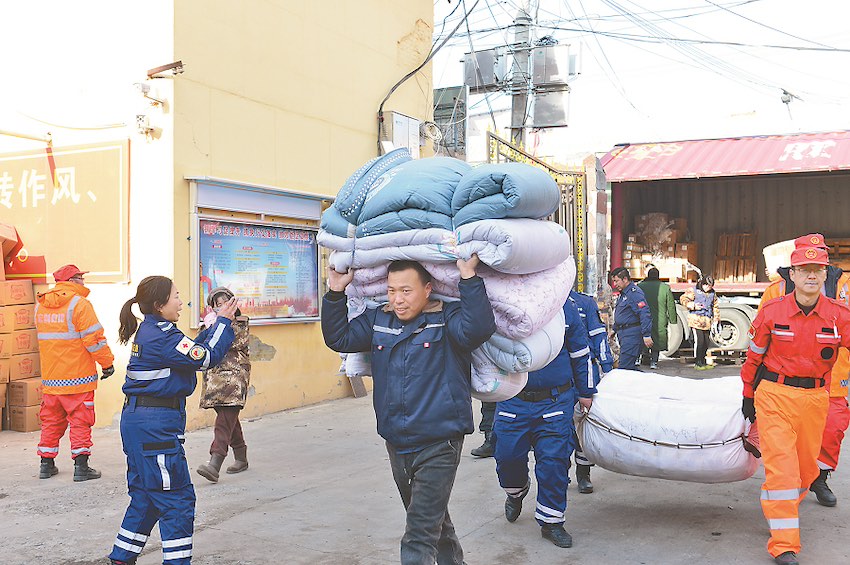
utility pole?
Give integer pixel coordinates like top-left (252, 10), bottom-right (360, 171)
top-left (510, 6), bottom-right (532, 148)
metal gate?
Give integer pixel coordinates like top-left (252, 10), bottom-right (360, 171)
top-left (486, 132), bottom-right (586, 291)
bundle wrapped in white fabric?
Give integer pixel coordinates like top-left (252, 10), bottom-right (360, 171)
top-left (479, 308), bottom-right (565, 373)
top-left (576, 370), bottom-right (758, 484)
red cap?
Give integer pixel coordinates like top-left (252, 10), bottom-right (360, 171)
top-left (790, 247), bottom-right (829, 267)
top-left (53, 264), bottom-right (89, 282)
top-left (794, 233), bottom-right (828, 250)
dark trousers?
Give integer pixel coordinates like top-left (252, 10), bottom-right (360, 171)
top-left (386, 439), bottom-right (464, 565)
top-left (479, 402), bottom-right (496, 433)
top-left (642, 345), bottom-right (661, 364)
top-left (692, 328), bottom-right (710, 366)
top-left (617, 327), bottom-right (643, 370)
top-left (210, 406), bottom-right (246, 457)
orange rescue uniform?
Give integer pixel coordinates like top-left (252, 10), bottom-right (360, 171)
top-left (35, 282), bottom-right (114, 459)
top-left (760, 274), bottom-right (850, 471)
top-left (743, 293), bottom-right (850, 558)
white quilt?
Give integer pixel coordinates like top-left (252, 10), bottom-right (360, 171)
top-left (576, 370), bottom-right (759, 483)
top-left (479, 308), bottom-right (565, 373)
top-left (456, 219), bottom-right (572, 275)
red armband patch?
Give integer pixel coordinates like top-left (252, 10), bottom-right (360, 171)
top-left (637, 301), bottom-right (647, 308)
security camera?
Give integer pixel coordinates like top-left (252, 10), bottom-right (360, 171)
top-left (134, 82), bottom-right (151, 95)
top-left (136, 114), bottom-right (153, 134)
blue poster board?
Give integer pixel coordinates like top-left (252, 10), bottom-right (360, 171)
top-left (198, 219), bottom-right (320, 323)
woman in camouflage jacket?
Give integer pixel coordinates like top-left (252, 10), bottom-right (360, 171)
top-left (197, 287), bottom-right (251, 483)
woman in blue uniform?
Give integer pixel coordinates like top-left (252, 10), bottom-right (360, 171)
top-left (108, 276), bottom-right (236, 565)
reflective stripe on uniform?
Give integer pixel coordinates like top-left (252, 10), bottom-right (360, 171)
top-left (71, 447), bottom-right (91, 454)
top-left (771, 330), bottom-right (794, 337)
top-left (162, 536), bottom-right (193, 548)
top-left (119, 527), bottom-right (148, 542)
top-left (127, 369), bottom-right (171, 381)
top-left (38, 446), bottom-right (59, 453)
top-left (534, 512), bottom-right (563, 523)
top-left (760, 488), bottom-right (807, 501)
top-left (569, 346), bottom-right (590, 358)
top-left (599, 341), bottom-right (608, 362)
top-left (373, 325), bottom-right (403, 335)
top-left (497, 411), bottom-right (517, 418)
top-left (84, 401), bottom-right (95, 407)
top-left (208, 323), bottom-right (226, 348)
top-left (749, 342), bottom-right (768, 354)
top-left (767, 518), bottom-right (799, 530)
top-left (79, 323), bottom-right (103, 337)
top-left (42, 374), bottom-right (97, 388)
top-left (589, 327), bottom-right (606, 336)
top-left (542, 411), bottom-right (564, 419)
top-left (113, 539), bottom-right (143, 554)
top-left (38, 331), bottom-right (82, 340)
top-left (536, 502), bottom-right (564, 519)
top-left (157, 454), bottom-right (171, 490)
top-left (65, 295), bottom-right (81, 332)
top-left (163, 549), bottom-right (192, 560)
top-left (86, 341), bottom-right (108, 353)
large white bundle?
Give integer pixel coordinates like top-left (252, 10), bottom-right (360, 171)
top-left (470, 348), bottom-right (528, 402)
top-left (576, 370), bottom-right (758, 484)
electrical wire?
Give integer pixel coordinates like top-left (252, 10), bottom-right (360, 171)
top-left (702, 0), bottom-right (837, 49)
top-left (461, 0), bottom-right (500, 131)
top-left (378, 0), bottom-right (482, 154)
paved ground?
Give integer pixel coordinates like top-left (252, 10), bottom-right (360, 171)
top-left (1, 358), bottom-right (849, 564)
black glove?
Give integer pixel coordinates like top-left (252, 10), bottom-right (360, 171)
top-left (100, 366), bottom-right (115, 380)
top-left (742, 397), bottom-right (756, 423)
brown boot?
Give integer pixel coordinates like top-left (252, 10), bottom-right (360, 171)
top-left (197, 453), bottom-right (225, 483)
top-left (227, 446), bottom-right (248, 474)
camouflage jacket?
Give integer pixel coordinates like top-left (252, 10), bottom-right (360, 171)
top-left (200, 316), bottom-right (251, 408)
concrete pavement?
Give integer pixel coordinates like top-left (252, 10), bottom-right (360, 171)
top-left (1, 360), bottom-right (849, 564)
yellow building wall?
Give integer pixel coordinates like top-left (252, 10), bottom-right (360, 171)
top-left (171, 0), bottom-right (435, 429)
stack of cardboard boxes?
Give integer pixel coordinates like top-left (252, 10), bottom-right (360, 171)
top-left (0, 279), bottom-right (42, 432)
top-left (623, 213), bottom-right (699, 281)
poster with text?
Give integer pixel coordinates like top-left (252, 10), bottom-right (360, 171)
top-left (198, 219), bottom-right (319, 323)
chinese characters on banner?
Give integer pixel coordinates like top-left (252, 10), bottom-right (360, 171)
top-left (0, 141), bottom-right (129, 282)
top-left (198, 219), bottom-right (320, 323)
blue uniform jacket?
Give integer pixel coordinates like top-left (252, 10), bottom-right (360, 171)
top-left (614, 282), bottom-right (653, 338)
top-left (322, 276), bottom-right (496, 452)
top-left (526, 299), bottom-right (595, 397)
top-left (123, 314), bottom-right (235, 398)
top-left (569, 290), bottom-right (614, 382)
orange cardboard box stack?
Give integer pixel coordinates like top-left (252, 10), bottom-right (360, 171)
top-left (0, 279), bottom-right (41, 432)
top-left (627, 214), bottom-right (699, 281)
top-left (8, 377), bottom-right (42, 432)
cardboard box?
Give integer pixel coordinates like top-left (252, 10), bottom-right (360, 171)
top-left (627, 234), bottom-right (637, 243)
top-left (6, 353), bottom-right (41, 381)
top-left (0, 222), bottom-right (22, 263)
top-left (672, 217), bottom-right (688, 232)
top-left (676, 242), bottom-right (699, 264)
top-left (0, 333), bottom-right (11, 359)
top-left (10, 329), bottom-right (38, 355)
top-left (0, 304), bottom-right (36, 333)
top-left (8, 377), bottom-right (42, 406)
top-left (0, 280), bottom-right (35, 306)
top-left (0, 359), bottom-right (8, 383)
top-left (0, 383), bottom-right (6, 407)
top-left (9, 404), bottom-right (40, 432)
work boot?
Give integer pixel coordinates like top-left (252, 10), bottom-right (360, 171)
top-left (39, 457), bottom-right (58, 479)
top-left (197, 453), bottom-right (225, 483)
top-left (505, 484), bottom-right (529, 523)
top-left (576, 464), bottom-right (594, 494)
top-left (541, 523), bottom-right (573, 548)
top-left (774, 551), bottom-right (799, 565)
top-left (471, 431), bottom-right (495, 458)
top-left (226, 446), bottom-right (249, 474)
top-left (810, 469), bottom-right (837, 507)
top-left (73, 455), bottom-right (102, 482)
top-left (111, 559), bottom-right (137, 565)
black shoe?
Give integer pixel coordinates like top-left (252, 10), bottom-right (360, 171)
top-left (111, 560), bottom-right (137, 565)
top-left (810, 469), bottom-right (837, 507)
top-left (774, 551), bottom-right (799, 565)
top-left (471, 432), bottom-right (494, 458)
top-left (541, 523), bottom-right (573, 548)
top-left (505, 484), bottom-right (529, 523)
top-left (73, 455), bottom-right (102, 482)
top-left (576, 465), bottom-right (594, 494)
top-left (39, 458), bottom-right (58, 479)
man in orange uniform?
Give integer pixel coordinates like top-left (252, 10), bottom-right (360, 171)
top-left (36, 265), bottom-right (114, 481)
top-left (742, 246), bottom-right (850, 565)
top-left (759, 233), bottom-right (850, 507)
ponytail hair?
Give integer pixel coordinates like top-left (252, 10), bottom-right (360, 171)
top-left (118, 297), bottom-right (139, 345)
top-left (118, 275), bottom-right (175, 344)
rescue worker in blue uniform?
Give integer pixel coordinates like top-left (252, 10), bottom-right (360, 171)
top-left (610, 267), bottom-right (653, 370)
top-left (569, 289), bottom-right (614, 494)
top-left (494, 298), bottom-right (594, 548)
top-left (108, 276), bottom-right (237, 565)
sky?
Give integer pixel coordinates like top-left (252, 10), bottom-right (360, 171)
top-left (431, 0), bottom-right (850, 158)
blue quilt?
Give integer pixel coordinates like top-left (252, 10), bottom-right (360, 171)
top-left (334, 148), bottom-right (411, 224)
top-left (451, 163), bottom-right (560, 228)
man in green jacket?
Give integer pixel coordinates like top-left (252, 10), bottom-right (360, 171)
top-left (637, 267), bottom-right (678, 369)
